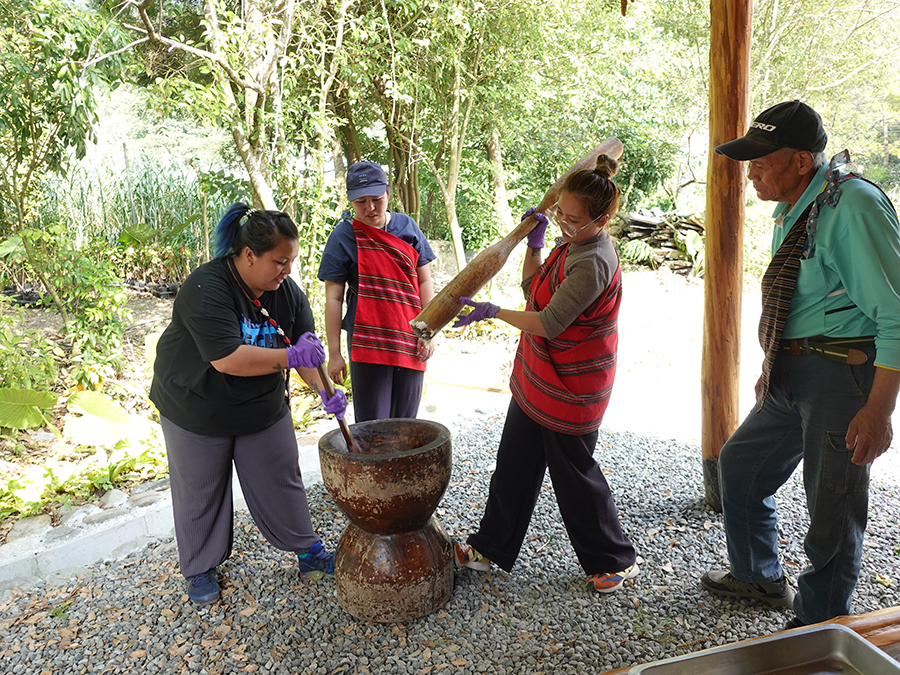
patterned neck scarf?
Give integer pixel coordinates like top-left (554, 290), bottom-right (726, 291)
top-left (756, 150), bottom-right (855, 408)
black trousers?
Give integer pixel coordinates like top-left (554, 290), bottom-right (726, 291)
top-left (468, 398), bottom-right (636, 575)
top-left (349, 360), bottom-right (424, 422)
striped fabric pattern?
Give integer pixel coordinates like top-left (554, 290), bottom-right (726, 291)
top-left (757, 213), bottom-right (809, 406)
top-left (350, 221), bottom-right (425, 371)
top-left (510, 245), bottom-right (622, 435)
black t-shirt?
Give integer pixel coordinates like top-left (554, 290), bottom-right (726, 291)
top-left (150, 257), bottom-right (315, 436)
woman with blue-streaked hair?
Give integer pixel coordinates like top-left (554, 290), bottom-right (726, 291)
top-left (150, 203), bottom-right (346, 605)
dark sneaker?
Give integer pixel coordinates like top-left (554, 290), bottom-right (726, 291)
top-left (587, 563), bottom-right (640, 593)
top-left (298, 541), bottom-right (335, 581)
top-left (187, 568), bottom-right (219, 605)
top-left (783, 616), bottom-right (808, 630)
top-left (701, 569), bottom-right (794, 608)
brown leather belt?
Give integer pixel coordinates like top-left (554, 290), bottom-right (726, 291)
top-left (780, 337), bottom-right (873, 365)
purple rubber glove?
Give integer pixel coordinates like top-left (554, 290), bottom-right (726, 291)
top-left (522, 207), bottom-right (549, 249)
top-left (320, 388), bottom-right (348, 420)
top-left (452, 297), bottom-right (500, 328)
top-left (286, 332), bottom-right (325, 369)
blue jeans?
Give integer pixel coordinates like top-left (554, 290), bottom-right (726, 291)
top-left (718, 345), bottom-right (874, 623)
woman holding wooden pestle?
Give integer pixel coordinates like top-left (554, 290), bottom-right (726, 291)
top-left (318, 160), bottom-right (437, 422)
top-left (150, 204), bottom-right (345, 605)
top-left (453, 154), bottom-right (639, 593)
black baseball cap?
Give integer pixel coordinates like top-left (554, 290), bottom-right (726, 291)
top-left (346, 160), bottom-right (388, 201)
top-left (714, 100), bottom-right (828, 161)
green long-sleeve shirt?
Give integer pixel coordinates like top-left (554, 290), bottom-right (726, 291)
top-left (773, 164), bottom-right (900, 370)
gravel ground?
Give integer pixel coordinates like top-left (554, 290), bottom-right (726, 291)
top-left (3, 269), bottom-right (900, 674)
top-left (2, 411), bottom-right (900, 675)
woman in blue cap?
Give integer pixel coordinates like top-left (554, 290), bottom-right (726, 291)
top-left (317, 160), bottom-right (437, 422)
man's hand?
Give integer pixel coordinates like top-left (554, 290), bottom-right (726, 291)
top-left (846, 404), bottom-right (893, 465)
top-left (847, 366), bottom-right (900, 465)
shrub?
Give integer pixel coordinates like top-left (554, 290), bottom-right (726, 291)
top-left (0, 299), bottom-right (62, 390)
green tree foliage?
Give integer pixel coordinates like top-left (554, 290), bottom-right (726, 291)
top-left (331, 0), bottom-right (695, 258)
top-left (99, 0), bottom-right (900, 263)
top-left (0, 0), bottom-right (124, 325)
top-left (117, 0), bottom-right (355, 300)
top-left (119, 0), bottom-right (300, 211)
top-left (127, 0), bottom-right (212, 87)
top-left (751, 0), bottom-right (900, 187)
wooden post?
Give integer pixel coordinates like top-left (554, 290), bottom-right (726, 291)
top-left (701, 0), bottom-right (753, 512)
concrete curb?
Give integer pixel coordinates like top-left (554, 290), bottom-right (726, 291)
top-left (0, 430), bottom-right (327, 598)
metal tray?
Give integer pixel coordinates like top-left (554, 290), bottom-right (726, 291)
top-left (628, 623), bottom-right (900, 675)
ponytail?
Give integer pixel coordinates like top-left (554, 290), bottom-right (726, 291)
top-left (213, 202), bottom-right (252, 259)
top-left (213, 202), bottom-right (299, 259)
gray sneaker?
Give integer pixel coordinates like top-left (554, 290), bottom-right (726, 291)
top-left (701, 569), bottom-right (794, 608)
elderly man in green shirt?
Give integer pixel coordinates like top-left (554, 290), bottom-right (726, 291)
top-left (700, 100), bottom-right (900, 629)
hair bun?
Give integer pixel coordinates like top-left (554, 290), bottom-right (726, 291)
top-left (594, 154), bottom-right (619, 179)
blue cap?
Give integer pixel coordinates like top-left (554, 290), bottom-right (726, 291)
top-left (346, 161), bottom-right (388, 201)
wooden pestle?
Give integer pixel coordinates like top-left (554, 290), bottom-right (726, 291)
top-left (410, 137), bottom-right (624, 340)
top-left (315, 363), bottom-right (362, 453)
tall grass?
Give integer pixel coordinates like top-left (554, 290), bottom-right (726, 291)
top-left (35, 153), bottom-right (245, 281)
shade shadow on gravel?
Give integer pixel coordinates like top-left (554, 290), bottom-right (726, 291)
top-left (2, 412), bottom-right (899, 675)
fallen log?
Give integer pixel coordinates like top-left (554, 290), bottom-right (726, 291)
top-left (411, 137), bottom-right (624, 340)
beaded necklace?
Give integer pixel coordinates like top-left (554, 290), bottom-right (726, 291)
top-left (225, 255), bottom-right (292, 399)
top-left (226, 255), bottom-right (292, 346)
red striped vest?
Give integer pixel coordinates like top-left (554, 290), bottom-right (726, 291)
top-left (510, 244), bottom-right (621, 435)
top-left (350, 220), bottom-right (425, 371)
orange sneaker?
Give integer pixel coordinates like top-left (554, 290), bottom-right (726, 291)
top-left (587, 563), bottom-right (640, 593)
top-left (454, 542), bottom-right (490, 571)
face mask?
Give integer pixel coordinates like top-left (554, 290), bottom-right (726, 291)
top-left (550, 204), bottom-right (602, 238)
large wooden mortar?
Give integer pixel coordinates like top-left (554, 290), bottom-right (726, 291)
top-left (318, 419), bottom-right (453, 623)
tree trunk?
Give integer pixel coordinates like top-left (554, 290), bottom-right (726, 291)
top-left (390, 139), bottom-right (421, 220)
top-left (334, 87), bottom-right (361, 166)
top-left (232, 119), bottom-right (277, 210)
top-left (333, 139), bottom-right (347, 194)
top-left (373, 75), bottom-right (421, 219)
top-left (11, 194), bottom-right (69, 327)
top-left (384, 118), bottom-right (421, 218)
top-left (702, 0), bottom-right (753, 512)
top-left (443, 56), bottom-right (467, 272)
top-left (485, 120), bottom-right (513, 233)
top-left (201, 190), bottom-right (209, 263)
top-left (189, 159), bottom-right (211, 263)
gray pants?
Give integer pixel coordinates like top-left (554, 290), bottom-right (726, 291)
top-left (161, 413), bottom-right (320, 578)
